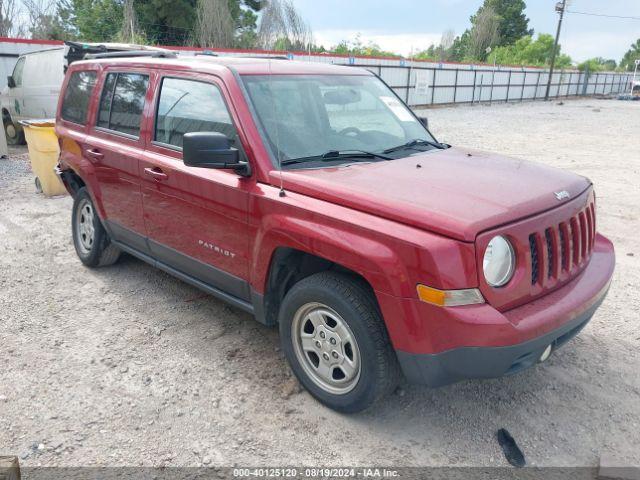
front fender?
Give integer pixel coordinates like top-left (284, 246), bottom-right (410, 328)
top-left (249, 186), bottom-right (478, 299)
top-left (251, 213), bottom-right (408, 297)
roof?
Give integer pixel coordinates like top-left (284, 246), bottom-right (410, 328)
top-left (74, 55), bottom-right (372, 76)
top-left (18, 46), bottom-right (64, 56)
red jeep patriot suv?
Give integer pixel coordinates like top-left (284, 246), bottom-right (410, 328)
top-left (55, 52), bottom-right (615, 412)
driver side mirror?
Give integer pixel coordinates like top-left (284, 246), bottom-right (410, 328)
top-left (418, 116), bottom-right (429, 129)
top-left (7, 75), bottom-right (16, 88)
top-left (183, 132), bottom-right (250, 176)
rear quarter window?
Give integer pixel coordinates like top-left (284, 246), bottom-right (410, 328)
top-left (97, 72), bottom-right (149, 138)
top-left (61, 71), bottom-right (97, 125)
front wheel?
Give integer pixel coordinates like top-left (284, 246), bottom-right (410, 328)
top-left (72, 188), bottom-right (121, 267)
top-left (279, 272), bottom-right (400, 413)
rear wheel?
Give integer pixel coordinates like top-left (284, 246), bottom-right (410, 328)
top-left (279, 272), bottom-right (399, 413)
top-left (72, 188), bottom-right (120, 267)
top-left (3, 115), bottom-right (25, 145)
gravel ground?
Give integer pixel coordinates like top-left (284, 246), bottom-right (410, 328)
top-left (1, 98), bottom-right (638, 469)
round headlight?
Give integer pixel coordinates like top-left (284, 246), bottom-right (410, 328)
top-left (483, 236), bottom-right (515, 287)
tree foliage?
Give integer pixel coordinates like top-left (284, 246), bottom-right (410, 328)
top-left (489, 34), bottom-right (571, 68)
top-left (134, 0), bottom-right (196, 45)
top-left (332, 35), bottom-right (399, 58)
top-left (577, 57), bottom-right (617, 73)
top-left (440, 0), bottom-right (536, 63)
top-left (55, 0), bottom-right (264, 48)
top-left (258, 0), bottom-right (311, 50)
top-left (62, 0), bottom-right (123, 42)
top-left (468, 5), bottom-right (500, 61)
top-left (415, 30), bottom-right (455, 61)
top-left (474, 0), bottom-right (532, 47)
top-left (193, 0), bottom-right (234, 48)
top-left (620, 39), bottom-right (640, 72)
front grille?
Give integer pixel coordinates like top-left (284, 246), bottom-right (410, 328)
top-left (529, 201), bottom-right (596, 286)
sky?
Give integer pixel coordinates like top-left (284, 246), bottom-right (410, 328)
top-left (293, 0), bottom-right (640, 63)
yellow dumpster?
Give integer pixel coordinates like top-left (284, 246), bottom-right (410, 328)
top-left (20, 120), bottom-right (67, 197)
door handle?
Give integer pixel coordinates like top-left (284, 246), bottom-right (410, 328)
top-left (144, 167), bottom-right (169, 181)
top-left (85, 148), bottom-right (104, 160)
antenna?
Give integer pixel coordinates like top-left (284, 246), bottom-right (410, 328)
top-left (268, 56), bottom-right (286, 197)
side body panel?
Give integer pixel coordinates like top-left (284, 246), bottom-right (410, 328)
top-left (138, 70), bottom-right (255, 299)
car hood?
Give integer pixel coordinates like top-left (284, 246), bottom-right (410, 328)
top-left (272, 147), bottom-right (591, 242)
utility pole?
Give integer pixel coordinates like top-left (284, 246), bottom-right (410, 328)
top-left (545, 0), bottom-right (567, 100)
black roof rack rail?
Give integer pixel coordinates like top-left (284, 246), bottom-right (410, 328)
top-left (193, 52), bottom-right (290, 61)
top-left (84, 50), bottom-right (177, 60)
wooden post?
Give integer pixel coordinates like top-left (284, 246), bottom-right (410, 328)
top-left (0, 457), bottom-right (20, 480)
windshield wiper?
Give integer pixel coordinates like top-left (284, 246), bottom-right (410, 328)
top-left (383, 138), bottom-right (447, 154)
top-left (281, 149), bottom-right (392, 166)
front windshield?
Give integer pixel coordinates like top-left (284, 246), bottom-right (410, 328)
top-left (241, 74), bottom-right (438, 167)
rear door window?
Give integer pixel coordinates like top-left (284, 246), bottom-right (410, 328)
top-left (60, 71), bottom-right (97, 125)
top-left (154, 77), bottom-right (236, 149)
top-left (97, 72), bottom-right (149, 137)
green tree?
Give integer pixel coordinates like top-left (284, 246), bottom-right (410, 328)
top-left (332, 35), bottom-right (400, 58)
top-left (620, 39), bottom-right (640, 71)
top-left (134, 0), bottom-right (196, 45)
top-left (62, 0), bottom-right (123, 42)
top-left (414, 45), bottom-right (437, 61)
top-left (415, 29), bottom-right (455, 61)
top-left (449, 30), bottom-right (471, 61)
top-left (490, 33), bottom-right (572, 68)
top-left (577, 57), bottom-right (617, 72)
top-left (58, 0), bottom-right (263, 47)
top-left (448, 0), bottom-right (532, 61)
top-left (228, 0), bottom-right (263, 48)
top-left (475, 0), bottom-right (532, 47)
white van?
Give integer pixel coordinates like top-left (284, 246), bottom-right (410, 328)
top-left (1, 48), bottom-right (65, 144)
top-left (1, 42), bottom-right (169, 144)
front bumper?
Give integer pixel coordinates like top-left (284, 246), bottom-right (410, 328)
top-left (390, 233), bottom-right (614, 386)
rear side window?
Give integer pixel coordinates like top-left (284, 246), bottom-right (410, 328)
top-left (61, 71), bottom-right (97, 125)
top-left (97, 72), bottom-right (149, 137)
top-left (154, 77), bottom-right (236, 148)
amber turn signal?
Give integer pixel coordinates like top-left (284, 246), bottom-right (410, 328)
top-left (416, 284), bottom-right (485, 307)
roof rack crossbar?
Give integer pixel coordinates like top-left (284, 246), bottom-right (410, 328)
top-left (84, 50), bottom-right (177, 60)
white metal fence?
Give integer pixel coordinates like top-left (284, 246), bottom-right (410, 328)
top-left (345, 62), bottom-right (633, 106)
top-left (1, 37), bottom-right (635, 107)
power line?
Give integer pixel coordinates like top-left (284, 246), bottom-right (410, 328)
top-left (566, 9), bottom-right (640, 21)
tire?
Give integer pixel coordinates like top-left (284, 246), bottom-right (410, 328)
top-left (279, 271), bottom-right (400, 413)
top-left (3, 116), bottom-right (25, 146)
top-left (72, 187), bottom-right (120, 267)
